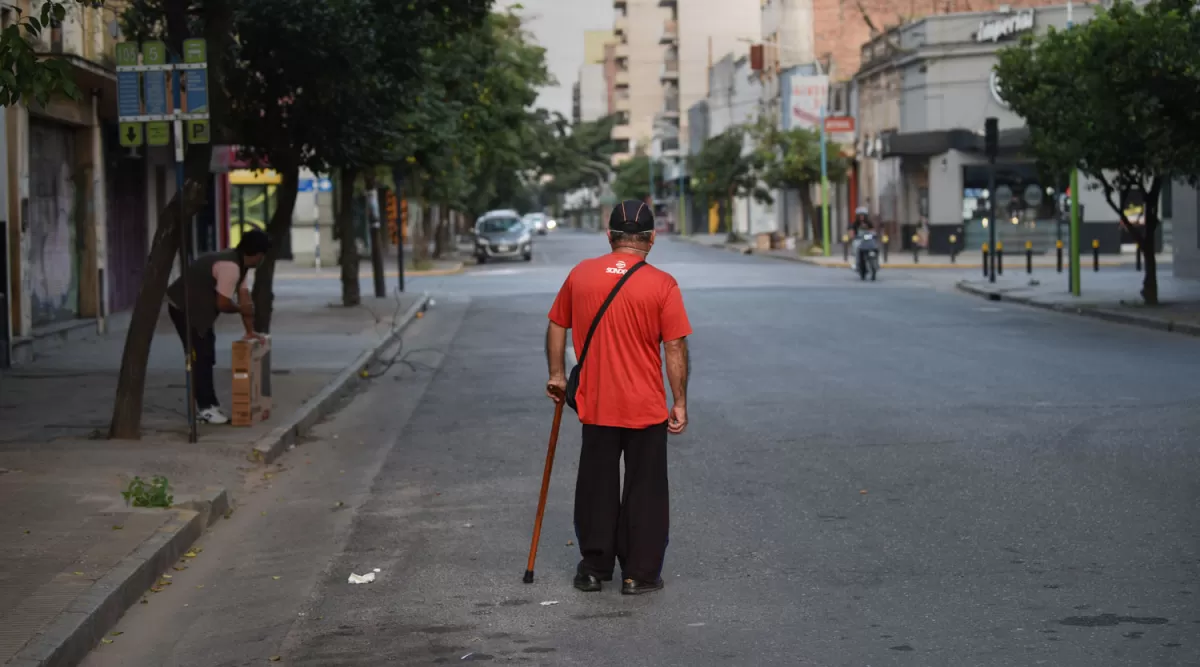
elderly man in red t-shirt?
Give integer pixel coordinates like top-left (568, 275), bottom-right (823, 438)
top-left (545, 200), bottom-right (691, 595)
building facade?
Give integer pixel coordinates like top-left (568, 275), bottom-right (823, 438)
top-left (610, 0), bottom-right (672, 163)
top-left (851, 4), bottom-right (1136, 255)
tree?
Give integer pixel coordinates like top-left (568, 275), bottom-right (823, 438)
top-left (0, 1), bottom-right (91, 106)
top-left (995, 0), bottom-right (1200, 304)
top-left (750, 116), bottom-right (849, 244)
top-left (537, 113), bottom-right (620, 209)
top-left (612, 154), bottom-right (664, 203)
top-left (689, 128), bottom-right (768, 241)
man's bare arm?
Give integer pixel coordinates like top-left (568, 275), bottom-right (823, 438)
top-left (664, 336), bottom-right (689, 405)
top-left (546, 322), bottom-right (568, 379)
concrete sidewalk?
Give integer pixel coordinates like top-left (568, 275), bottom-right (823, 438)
top-left (956, 272), bottom-right (1200, 337)
top-left (672, 232), bottom-right (1165, 270)
top-left (273, 257), bottom-right (463, 279)
top-left (0, 288), bottom-right (428, 666)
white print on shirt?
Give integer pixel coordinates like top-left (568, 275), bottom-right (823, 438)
top-left (605, 260), bottom-right (628, 275)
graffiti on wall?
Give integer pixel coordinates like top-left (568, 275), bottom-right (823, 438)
top-left (27, 121), bottom-right (79, 327)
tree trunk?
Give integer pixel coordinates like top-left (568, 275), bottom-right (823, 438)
top-left (798, 187), bottom-right (820, 245)
top-left (432, 203), bottom-right (446, 259)
top-left (252, 162), bottom-right (299, 334)
top-left (1142, 208), bottom-right (1160, 306)
top-left (108, 0), bottom-right (227, 440)
top-left (338, 167), bottom-right (361, 306)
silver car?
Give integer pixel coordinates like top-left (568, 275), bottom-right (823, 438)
top-left (474, 212), bottom-right (532, 263)
top-left (522, 212), bottom-right (550, 235)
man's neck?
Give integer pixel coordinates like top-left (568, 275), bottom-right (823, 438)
top-left (612, 247), bottom-right (648, 259)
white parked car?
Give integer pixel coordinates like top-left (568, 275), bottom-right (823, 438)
top-left (522, 212), bottom-right (551, 235)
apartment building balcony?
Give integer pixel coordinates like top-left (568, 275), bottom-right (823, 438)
top-left (614, 15), bottom-right (627, 37)
top-left (615, 41), bottom-right (629, 59)
top-left (614, 0), bottom-right (627, 9)
top-left (658, 0), bottom-right (677, 6)
top-left (661, 98), bottom-right (680, 120)
top-left (659, 137), bottom-right (681, 158)
top-left (615, 69), bottom-right (630, 87)
top-left (32, 1), bottom-right (122, 117)
top-left (660, 60), bottom-right (679, 82)
top-left (614, 90), bottom-right (631, 113)
top-left (660, 19), bottom-right (677, 44)
top-left (612, 123), bottom-right (635, 141)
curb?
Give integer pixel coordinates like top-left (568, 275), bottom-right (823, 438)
top-left (249, 291), bottom-right (431, 465)
top-left (274, 264), bottom-right (464, 280)
top-left (10, 508), bottom-right (205, 667)
top-left (954, 281), bottom-right (1200, 337)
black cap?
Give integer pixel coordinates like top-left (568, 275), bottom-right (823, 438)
top-left (238, 228), bottom-right (272, 255)
top-left (609, 199), bottom-right (655, 233)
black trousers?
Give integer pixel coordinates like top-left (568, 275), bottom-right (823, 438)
top-left (168, 305), bottom-right (219, 409)
top-left (575, 421), bottom-right (670, 582)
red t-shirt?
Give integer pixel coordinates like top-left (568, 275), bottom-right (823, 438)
top-left (548, 252), bottom-right (692, 429)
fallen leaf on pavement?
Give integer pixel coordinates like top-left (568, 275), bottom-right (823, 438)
top-left (272, 576), bottom-right (282, 580)
top-left (173, 566), bottom-right (188, 572)
top-left (112, 525), bottom-right (124, 530)
top-left (269, 656), bottom-right (282, 662)
top-left (111, 631), bottom-right (123, 637)
top-left (860, 489), bottom-right (868, 494)
top-left (566, 540), bottom-right (574, 546)
top-left (184, 551), bottom-right (198, 558)
top-left (73, 571), bottom-right (84, 576)
top-left (139, 598), bottom-right (148, 604)
top-left (197, 585), bottom-right (204, 589)
top-left (150, 586), bottom-right (164, 593)
top-left (161, 574), bottom-right (172, 579)
top-left (101, 638), bottom-right (113, 645)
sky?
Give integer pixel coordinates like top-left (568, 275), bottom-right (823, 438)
top-left (498, 0), bottom-right (614, 118)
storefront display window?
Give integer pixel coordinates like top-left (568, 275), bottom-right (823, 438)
top-left (962, 164), bottom-right (1058, 250)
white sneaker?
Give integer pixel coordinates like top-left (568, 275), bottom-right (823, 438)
top-left (198, 407), bottom-right (230, 425)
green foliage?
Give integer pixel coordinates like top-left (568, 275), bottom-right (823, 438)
top-left (122, 476), bottom-right (174, 509)
top-left (689, 127), bottom-right (768, 204)
top-left (612, 154), bottom-right (663, 202)
top-left (750, 116), bottom-right (849, 193)
top-left (995, 0), bottom-right (1200, 302)
top-left (0, 1), bottom-right (85, 107)
top-left (538, 113), bottom-right (619, 201)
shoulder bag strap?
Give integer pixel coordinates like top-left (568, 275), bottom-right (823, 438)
top-left (576, 261), bottom-right (645, 369)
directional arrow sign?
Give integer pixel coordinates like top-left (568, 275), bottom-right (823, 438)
top-left (119, 122), bottom-right (144, 147)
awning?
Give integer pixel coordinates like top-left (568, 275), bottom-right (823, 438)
top-left (880, 127), bottom-right (1029, 158)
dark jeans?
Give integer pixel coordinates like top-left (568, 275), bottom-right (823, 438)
top-left (575, 421), bottom-right (670, 582)
top-left (168, 305), bottom-right (219, 410)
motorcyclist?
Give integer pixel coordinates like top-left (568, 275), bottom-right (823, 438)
top-left (849, 207), bottom-right (874, 270)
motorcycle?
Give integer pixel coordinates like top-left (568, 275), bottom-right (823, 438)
top-left (856, 232), bottom-right (880, 281)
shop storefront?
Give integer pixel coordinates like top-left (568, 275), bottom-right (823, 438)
top-left (852, 4), bottom-right (1149, 255)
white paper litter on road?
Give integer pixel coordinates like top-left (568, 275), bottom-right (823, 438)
top-left (539, 600), bottom-right (559, 606)
top-left (373, 568), bottom-right (381, 573)
top-left (348, 572), bottom-right (376, 584)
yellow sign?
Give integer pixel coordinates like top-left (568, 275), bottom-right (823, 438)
top-left (119, 122), bottom-right (143, 147)
top-left (187, 120), bottom-right (210, 144)
top-left (229, 169), bottom-right (282, 186)
top-left (146, 121), bottom-right (170, 146)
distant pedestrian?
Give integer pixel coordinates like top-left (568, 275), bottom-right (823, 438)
top-left (165, 230), bottom-right (270, 425)
top-left (545, 199), bottom-right (691, 596)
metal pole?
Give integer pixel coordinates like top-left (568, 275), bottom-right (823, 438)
top-left (172, 59), bottom-right (197, 443)
top-left (1069, 170), bottom-right (1081, 296)
top-left (819, 104), bottom-right (831, 256)
top-left (988, 153), bottom-right (997, 283)
top-left (678, 163), bottom-right (686, 236)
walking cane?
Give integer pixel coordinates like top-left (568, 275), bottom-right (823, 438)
top-left (524, 385), bottom-right (566, 584)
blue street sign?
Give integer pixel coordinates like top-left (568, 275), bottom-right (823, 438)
top-left (185, 69), bottom-right (208, 113)
top-left (143, 70), bottom-right (168, 116)
top-left (298, 179), bottom-right (315, 192)
top-left (118, 71), bottom-right (140, 118)
top-left (318, 178), bottom-right (333, 192)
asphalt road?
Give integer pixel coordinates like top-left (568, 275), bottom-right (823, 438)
top-left (83, 230), bottom-right (1200, 667)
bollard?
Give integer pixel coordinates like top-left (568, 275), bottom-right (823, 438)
top-left (1056, 239), bottom-right (1063, 273)
top-left (1025, 240), bottom-right (1033, 274)
top-left (982, 243), bottom-right (989, 277)
top-left (950, 234), bottom-right (958, 264)
top-left (1136, 247), bottom-right (1142, 272)
top-left (911, 234), bottom-right (920, 264)
top-left (1092, 239), bottom-right (1100, 272)
top-left (882, 235), bottom-right (890, 263)
top-left (996, 241), bottom-right (1004, 276)
top-left (842, 234), bottom-right (849, 261)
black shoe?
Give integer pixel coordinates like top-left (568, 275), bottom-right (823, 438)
top-left (620, 577), bottom-right (664, 595)
top-left (573, 572), bottom-right (603, 592)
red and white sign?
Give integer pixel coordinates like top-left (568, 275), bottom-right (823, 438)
top-left (824, 116), bottom-right (855, 134)
top-left (787, 75), bottom-right (828, 131)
